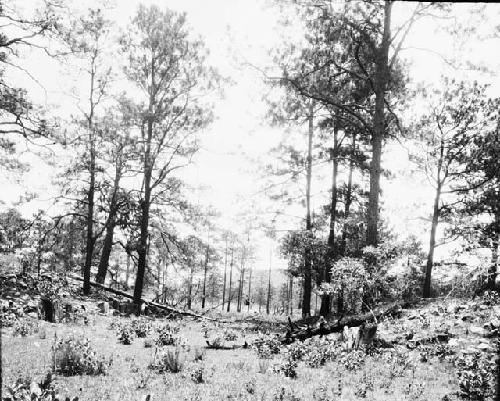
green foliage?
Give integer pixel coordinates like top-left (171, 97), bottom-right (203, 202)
top-left (271, 386), bottom-right (302, 401)
top-left (52, 336), bottom-right (112, 376)
top-left (272, 354), bottom-right (298, 378)
top-left (339, 350), bottom-right (365, 371)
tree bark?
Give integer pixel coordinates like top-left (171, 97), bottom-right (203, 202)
top-left (366, 1), bottom-right (392, 247)
top-left (489, 211), bottom-right (499, 290)
top-left (266, 250), bottom-right (272, 315)
top-left (222, 238), bottom-right (228, 311)
top-left (134, 117), bottom-right (153, 311)
top-left (227, 247), bottom-right (234, 312)
top-left (302, 102), bottom-right (314, 317)
top-left (202, 244), bottom-right (209, 309)
top-left (247, 265), bottom-right (252, 312)
top-left (83, 104), bottom-right (96, 295)
top-left (321, 126), bottom-right (339, 317)
top-left (96, 156), bottom-right (123, 284)
top-left (423, 137), bottom-right (445, 298)
top-left (341, 134), bottom-right (356, 256)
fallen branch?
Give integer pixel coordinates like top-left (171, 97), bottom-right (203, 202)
top-left (69, 275), bottom-right (214, 321)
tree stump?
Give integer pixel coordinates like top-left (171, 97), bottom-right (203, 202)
top-left (98, 301), bottom-right (109, 314)
top-left (39, 298), bottom-right (61, 323)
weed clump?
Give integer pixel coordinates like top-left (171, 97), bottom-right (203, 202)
top-left (12, 319), bottom-right (39, 337)
top-left (116, 323), bottom-right (135, 345)
top-left (149, 347), bottom-right (185, 373)
top-left (252, 334), bottom-right (281, 359)
top-left (52, 335), bottom-right (112, 376)
top-left (454, 352), bottom-right (494, 400)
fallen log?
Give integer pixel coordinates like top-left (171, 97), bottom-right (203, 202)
top-left (205, 340), bottom-right (249, 350)
top-left (69, 275), bottom-right (214, 321)
top-left (281, 302), bottom-right (402, 344)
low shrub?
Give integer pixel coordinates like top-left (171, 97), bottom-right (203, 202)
top-left (131, 318), bottom-right (152, 338)
top-left (116, 324), bottom-right (135, 345)
top-left (13, 319), bottom-right (38, 337)
top-left (149, 347), bottom-right (185, 373)
top-left (272, 354), bottom-right (297, 379)
top-left (339, 349), bottom-right (365, 371)
top-left (52, 335), bottom-right (112, 376)
top-left (155, 325), bottom-right (186, 347)
top-left (252, 334), bottom-right (281, 359)
top-left (3, 371), bottom-right (79, 401)
top-left (271, 386), bottom-right (302, 401)
top-left (187, 363), bottom-right (205, 384)
top-left (454, 352), bottom-right (494, 400)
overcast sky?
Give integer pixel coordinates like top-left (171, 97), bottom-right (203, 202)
top-left (2, 0), bottom-right (500, 272)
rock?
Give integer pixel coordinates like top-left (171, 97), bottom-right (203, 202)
top-left (492, 306), bottom-right (500, 317)
top-left (448, 338), bottom-right (459, 347)
top-left (479, 304), bottom-right (488, 311)
top-left (469, 326), bottom-right (487, 336)
top-left (408, 314), bottom-right (418, 320)
top-left (30, 381), bottom-right (42, 396)
top-left (14, 291), bottom-right (21, 297)
top-left (477, 343), bottom-right (492, 351)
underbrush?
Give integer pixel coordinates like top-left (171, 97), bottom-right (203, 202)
top-left (52, 335), bottom-right (112, 376)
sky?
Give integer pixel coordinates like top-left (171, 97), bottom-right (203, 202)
top-left (2, 0), bottom-right (500, 275)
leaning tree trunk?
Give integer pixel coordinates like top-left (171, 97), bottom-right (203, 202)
top-left (423, 138), bottom-right (445, 298)
top-left (96, 160), bottom-right (122, 284)
top-left (321, 126), bottom-right (339, 317)
top-left (366, 1), bottom-right (392, 248)
top-left (302, 102), bottom-right (314, 317)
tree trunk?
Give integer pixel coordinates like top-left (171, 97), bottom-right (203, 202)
top-left (227, 247), bottom-right (234, 312)
top-left (266, 250), bottom-right (272, 315)
top-left (302, 102), bottom-right (314, 317)
top-left (247, 265), bottom-right (252, 312)
top-left (187, 263), bottom-right (194, 310)
top-left (222, 238), bottom-right (228, 311)
top-left (423, 137), bottom-right (445, 298)
top-left (289, 276), bottom-right (293, 315)
top-left (96, 159), bottom-right (122, 284)
top-left (321, 126), bottom-right (339, 317)
top-left (489, 211), bottom-right (499, 290)
top-left (133, 117), bottom-right (153, 312)
top-left (341, 134), bottom-right (356, 256)
top-left (366, 1), bottom-right (392, 248)
top-left (237, 253), bottom-right (244, 312)
top-left (202, 244), bottom-right (209, 309)
top-left (83, 137), bottom-right (96, 295)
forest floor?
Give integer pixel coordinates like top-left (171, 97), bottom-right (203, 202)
top-left (1, 274), bottom-right (499, 401)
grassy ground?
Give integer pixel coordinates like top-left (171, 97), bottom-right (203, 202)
top-left (2, 303), bottom-right (470, 401)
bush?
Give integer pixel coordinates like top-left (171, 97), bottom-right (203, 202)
top-left (271, 386), bottom-right (302, 401)
top-left (339, 350), bottom-right (365, 371)
top-left (252, 334), bottom-right (281, 359)
top-left (13, 319), bottom-right (39, 337)
top-left (52, 336), bottom-right (112, 376)
top-left (149, 347), bottom-right (185, 373)
top-left (155, 325), bottom-right (186, 347)
top-left (144, 339), bottom-right (154, 348)
top-left (187, 363), bottom-right (205, 384)
top-left (454, 352), bottom-right (494, 400)
top-left (131, 318), bottom-right (152, 338)
top-left (116, 323), bottom-right (135, 345)
top-left (272, 354), bottom-right (297, 379)
top-left (3, 371), bottom-right (78, 401)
